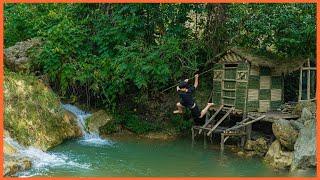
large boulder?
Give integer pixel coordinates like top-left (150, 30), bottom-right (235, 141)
top-left (272, 119), bottom-right (298, 150)
top-left (86, 110), bottom-right (113, 134)
top-left (264, 140), bottom-right (293, 169)
top-left (4, 38), bottom-right (42, 72)
top-left (291, 114), bottom-right (316, 171)
top-left (4, 71), bottom-right (82, 151)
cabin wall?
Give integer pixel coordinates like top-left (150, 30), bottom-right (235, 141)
top-left (247, 66), bottom-right (283, 112)
top-left (212, 51), bottom-right (285, 113)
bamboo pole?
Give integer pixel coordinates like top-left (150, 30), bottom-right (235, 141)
top-left (298, 67), bottom-right (302, 101)
top-left (226, 115), bottom-right (266, 132)
top-left (307, 69), bottom-right (311, 100)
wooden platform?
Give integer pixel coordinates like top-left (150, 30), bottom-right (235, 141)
top-left (191, 104), bottom-right (302, 151)
top-left (192, 126), bottom-right (227, 133)
top-left (191, 106), bottom-right (269, 151)
top-left (248, 111), bottom-right (299, 123)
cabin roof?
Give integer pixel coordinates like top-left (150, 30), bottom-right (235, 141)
top-left (215, 47), bottom-right (309, 74)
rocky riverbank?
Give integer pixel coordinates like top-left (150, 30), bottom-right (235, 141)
top-left (235, 102), bottom-right (316, 172)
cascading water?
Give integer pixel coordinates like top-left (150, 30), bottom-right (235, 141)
top-left (61, 104), bottom-right (114, 146)
top-left (4, 135), bottom-right (91, 177)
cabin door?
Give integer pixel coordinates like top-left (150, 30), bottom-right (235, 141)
top-left (222, 64), bottom-right (237, 106)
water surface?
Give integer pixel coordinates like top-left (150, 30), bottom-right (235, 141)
top-left (14, 104), bottom-right (315, 177)
top-left (17, 136), bottom-right (315, 177)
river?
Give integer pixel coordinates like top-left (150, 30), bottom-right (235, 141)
top-left (12, 104), bottom-right (315, 177)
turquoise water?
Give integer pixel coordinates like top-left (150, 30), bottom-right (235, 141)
top-left (17, 135), bottom-right (315, 177)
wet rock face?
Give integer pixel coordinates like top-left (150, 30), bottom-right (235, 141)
top-left (291, 109), bottom-right (316, 171)
top-left (4, 38), bottom-right (42, 72)
top-left (4, 135), bottom-right (32, 177)
top-left (4, 141), bottom-right (18, 155)
top-left (272, 119), bottom-right (298, 151)
top-left (5, 72), bottom-right (82, 151)
top-left (86, 110), bottom-right (113, 134)
top-left (264, 140), bottom-right (293, 169)
top-left (244, 138), bottom-right (269, 156)
top-left (4, 157), bottom-right (32, 177)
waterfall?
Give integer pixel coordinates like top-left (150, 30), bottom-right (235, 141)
top-left (4, 104), bottom-right (113, 177)
top-left (62, 104), bottom-right (113, 146)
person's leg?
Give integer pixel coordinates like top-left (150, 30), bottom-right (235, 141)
top-left (173, 102), bottom-right (185, 114)
top-left (199, 103), bottom-right (214, 118)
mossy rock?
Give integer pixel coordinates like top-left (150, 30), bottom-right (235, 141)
top-left (4, 38), bottom-right (43, 73)
top-left (86, 110), bottom-right (113, 134)
top-left (4, 71), bottom-right (82, 151)
top-left (99, 121), bottom-right (121, 135)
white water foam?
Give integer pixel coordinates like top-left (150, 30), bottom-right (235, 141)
top-left (4, 135), bottom-right (91, 177)
top-left (62, 104), bottom-right (114, 147)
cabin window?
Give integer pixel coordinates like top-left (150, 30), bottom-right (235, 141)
top-left (224, 64), bottom-right (238, 68)
top-left (299, 59), bottom-right (316, 101)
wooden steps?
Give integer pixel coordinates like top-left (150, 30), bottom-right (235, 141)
top-left (192, 105), bottom-right (234, 140)
top-left (191, 105), bottom-right (267, 151)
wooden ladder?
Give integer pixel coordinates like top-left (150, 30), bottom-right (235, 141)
top-left (206, 107), bottom-right (234, 136)
top-left (193, 106), bottom-right (234, 137)
top-left (198, 105), bottom-right (224, 135)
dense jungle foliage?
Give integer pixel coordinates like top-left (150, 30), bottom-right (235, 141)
top-left (4, 3), bottom-right (316, 115)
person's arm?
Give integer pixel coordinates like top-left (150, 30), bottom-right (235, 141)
top-left (194, 74), bottom-right (199, 88)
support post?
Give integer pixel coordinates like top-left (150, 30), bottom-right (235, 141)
top-left (191, 127), bottom-right (195, 142)
top-left (203, 130), bottom-right (207, 148)
top-left (246, 124), bottom-right (252, 141)
top-left (240, 127), bottom-right (246, 149)
top-left (221, 133), bottom-right (225, 151)
top-left (243, 113), bottom-right (250, 143)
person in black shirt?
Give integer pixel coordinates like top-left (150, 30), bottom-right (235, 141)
top-left (173, 74), bottom-right (214, 125)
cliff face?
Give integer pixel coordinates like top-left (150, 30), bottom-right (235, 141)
top-left (4, 71), bottom-right (82, 151)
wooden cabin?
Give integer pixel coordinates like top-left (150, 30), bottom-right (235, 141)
top-left (193, 48), bottom-right (314, 150)
top-left (211, 48), bottom-right (308, 113)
